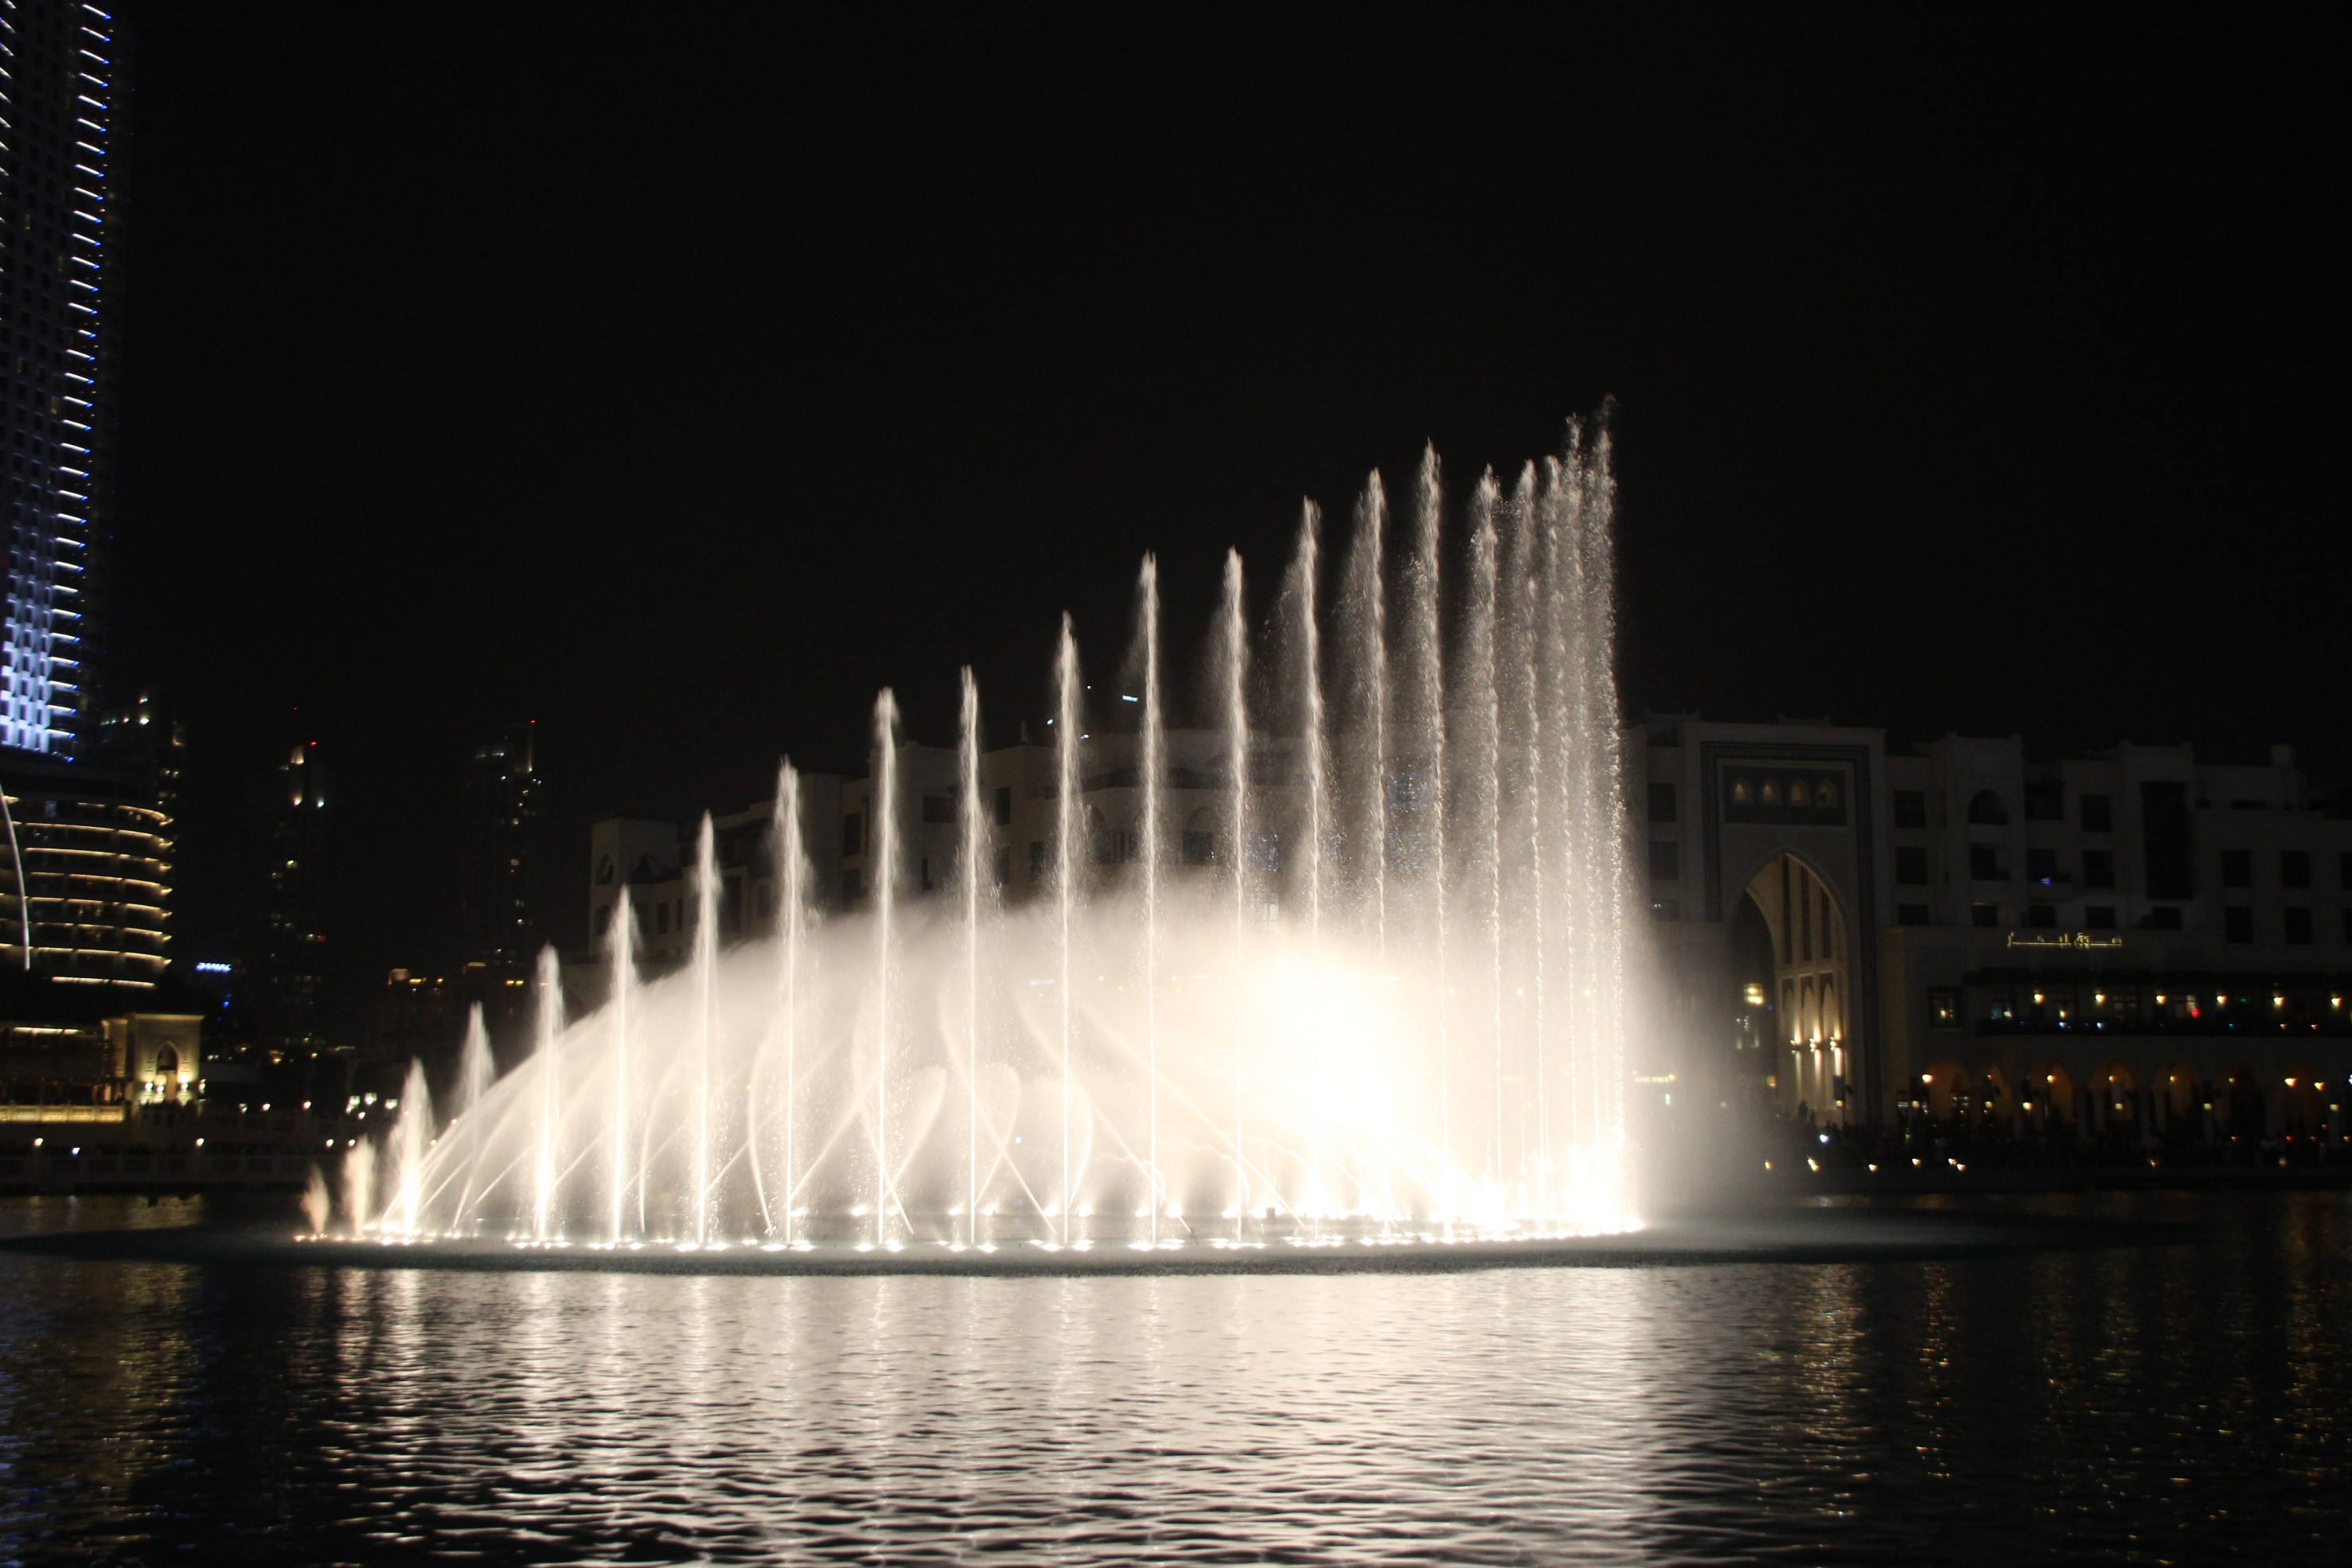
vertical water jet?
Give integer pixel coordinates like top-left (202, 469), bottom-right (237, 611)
top-left (692, 815), bottom-right (717, 1246)
top-left (1465, 474), bottom-right (1502, 1210)
top-left (1344, 477), bottom-right (1389, 960)
top-left (1510, 464), bottom-right (1547, 1208)
top-left (774, 763), bottom-right (808, 1246)
top-left (1406, 447), bottom-right (1446, 1221)
top-left (608, 887), bottom-right (634, 1246)
top-left (872, 691), bottom-right (899, 1249)
top-left (1222, 549), bottom-right (1250, 1233)
top-left (1054, 619), bottom-right (1080, 1245)
top-left (453, 1003), bottom-right (493, 1234)
top-left (1139, 555), bottom-right (1164, 1246)
top-left (532, 945), bottom-right (564, 1242)
top-left (389, 1057), bottom-right (432, 1237)
top-left (1293, 502), bottom-right (1326, 952)
top-left (958, 672), bottom-right (985, 1248)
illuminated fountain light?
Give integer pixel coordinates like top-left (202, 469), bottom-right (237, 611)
top-left (346, 422), bottom-right (1636, 1255)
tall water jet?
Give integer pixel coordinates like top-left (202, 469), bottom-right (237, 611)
top-left (872, 690), bottom-right (900, 1250)
top-left (607, 886), bottom-right (636, 1246)
top-left (1566, 413), bottom-right (1629, 1215)
top-left (1289, 501), bottom-right (1328, 1218)
top-left (388, 1057), bottom-right (432, 1237)
top-left (1053, 618), bottom-right (1080, 1245)
top-left (453, 1003), bottom-right (493, 1233)
top-left (692, 814), bottom-right (717, 1247)
top-left (1342, 477), bottom-right (1389, 957)
top-left (1405, 447), bottom-right (1446, 1218)
top-left (532, 944), bottom-right (564, 1242)
top-left (1220, 548), bottom-right (1250, 1231)
top-left (341, 1138), bottom-right (376, 1238)
top-left (302, 1164), bottom-right (332, 1237)
top-left (1138, 554), bottom-right (1164, 1246)
top-left (957, 673), bottom-right (985, 1248)
top-left (772, 762), bottom-right (809, 1246)
top-left (1463, 473), bottom-right (1503, 1204)
top-left (1290, 502), bottom-right (1326, 951)
top-left (1546, 453), bottom-right (1591, 1178)
top-left (1508, 463), bottom-right (1547, 1207)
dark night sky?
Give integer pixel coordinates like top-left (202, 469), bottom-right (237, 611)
top-left (103, 7), bottom-right (2342, 1037)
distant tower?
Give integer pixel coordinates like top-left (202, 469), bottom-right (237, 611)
top-left (459, 722), bottom-right (541, 1018)
top-left (1, 0), bottom-right (129, 759)
top-left (240, 741), bottom-right (330, 1059)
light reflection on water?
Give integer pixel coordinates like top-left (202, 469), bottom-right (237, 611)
top-left (1, 1192), bottom-right (2346, 1563)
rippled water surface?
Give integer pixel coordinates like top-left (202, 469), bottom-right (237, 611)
top-left (1, 1192), bottom-right (2345, 1564)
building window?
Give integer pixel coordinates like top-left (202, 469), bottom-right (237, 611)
top-left (1648, 840), bottom-right (1679, 880)
top-left (655, 903), bottom-right (670, 934)
top-left (1927, 987), bottom-right (1961, 1030)
top-left (1897, 903), bottom-right (1929, 926)
top-left (1968, 844), bottom-right (2005, 881)
top-left (2026, 903), bottom-right (2058, 928)
top-left (920, 856), bottom-right (933, 891)
top-left (1971, 902), bottom-right (2001, 928)
top-left (2281, 850), bottom-right (2311, 890)
top-left (2023, 779), bottom-right (2064, 821)
top-left (2026, 847), bottom-right (2059, 884)
top-left (2083, 849), bottom-right (2115, 889)
top-left (2224, 905), bottom-right (2254, 944)
top-left (2084, 905), bottom-right (2117, 929)
top-left (2284, 907), bottom-right (2314, 945)
top-left (994, 786), bottom-right (1013, 826)
top-left (842, 812), bottom-right (863, 856)
top-left (1895, 846), bottom-right (1929, 885)
top-left (2080, 793), bottom-right (2113, 833)
top-left (1648, 782), bottom-right (1676, 823)
top-left (1029, 841), bottom-right (1046, 880)
top-left (1967, 790), bottom-right (2009, 825)
top-left (922, 794), bottom-right (955, 825)
top-left (842, 868), bottom-right (862, 906)
top-left (2142, 905), bottom-right (2183, 930)
top-left (1893, 790), bottom-right (1928, 829)
top-left (1182, 829), bottom-right (1213, 866)
top-left (2221, 849), bottom-right (2251, 888)
top-left (993, 845), bottom-right (1012, 886)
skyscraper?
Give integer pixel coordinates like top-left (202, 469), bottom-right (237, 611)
top-left (0, 2), bottom-right (165, 1001)
top-left (1, 0), bottom-right (126, 759)
top-left (458, 722), bottom-right (541, 1021)
top-left (237, 740), bottom-right (329, 1059)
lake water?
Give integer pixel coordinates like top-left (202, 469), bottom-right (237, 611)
top-left (1, 1192), bottom-right (2344, 1564)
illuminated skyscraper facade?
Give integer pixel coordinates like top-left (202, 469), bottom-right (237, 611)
top-left (0, 0), bottom-right (123, 759)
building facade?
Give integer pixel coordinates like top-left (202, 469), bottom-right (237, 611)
top-left (1, 0), bottom-right (124, 759)
top-left (1640, 717), bottom-right (2352, 1141)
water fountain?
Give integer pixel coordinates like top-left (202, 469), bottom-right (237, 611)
top-left (357, 423), bottom-right (1636, 1261)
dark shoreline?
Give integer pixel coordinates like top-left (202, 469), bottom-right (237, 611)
top-left (0, 1202), bottom-right (2202, 1278)
top-left (7, 1166), bottom-right (2350, 1203)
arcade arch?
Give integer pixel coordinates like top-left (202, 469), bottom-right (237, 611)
top-left (1739, 853), bottom-right (1851, 1124)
